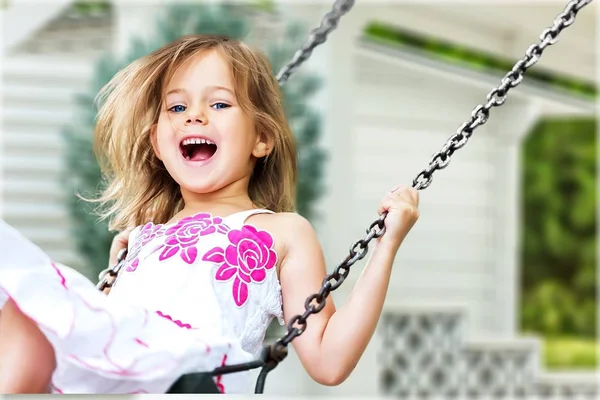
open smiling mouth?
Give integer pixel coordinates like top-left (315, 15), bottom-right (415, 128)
top-left (180, 137), bottom-right (218, 162)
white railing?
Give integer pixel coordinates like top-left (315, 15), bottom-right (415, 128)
top-left (535, 371), bottom-right (599, 399)
top-left (380, 306), bottom-right (598, 399)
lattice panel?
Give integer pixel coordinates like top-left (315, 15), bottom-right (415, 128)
top-left (380, 310), bottom-right (598, 399)
top-left (379, 311), bottom-right (464, 397)
top-left (459, 347), bottom-right (535, 398)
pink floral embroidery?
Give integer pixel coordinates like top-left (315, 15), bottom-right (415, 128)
top-left (159, 213), bottom-right (230, 264)
top-left (134, 338), bottom-right (149, 347)
top-left (155, 311), bottom-right (192, 329)
top-left (51, 262), bottom-right (68, 289)
top-left (202, 225), bottom-right (277, 307)
top-left (126, 222), bottom-right (164, 272)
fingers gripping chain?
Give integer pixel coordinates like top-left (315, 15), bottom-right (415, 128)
top-left (96, 248), bottom-right (128, 293)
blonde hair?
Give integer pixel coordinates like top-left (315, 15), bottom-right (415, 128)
top-left (91, 35), bottom-right (297, 231)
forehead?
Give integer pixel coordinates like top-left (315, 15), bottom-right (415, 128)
top-left (166, 49), bottom-right (234, 92)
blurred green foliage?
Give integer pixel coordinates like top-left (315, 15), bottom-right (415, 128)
top-left (72, 1), bottom-right (111, 14)
top-left (521, 118), bottom-right (597, 368)
top-left (521, 118), bottom-right (596, 337)
top-left (544, 336), bottom-right (599, 369)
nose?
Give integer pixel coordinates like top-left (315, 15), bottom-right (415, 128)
top-left (184, 110), bottom-right (207, 126)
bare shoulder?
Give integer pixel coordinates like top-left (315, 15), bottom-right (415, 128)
top-left (246, 211), bottom-right (314, 238)
top-left (245, 212), bottom-right (318, 267)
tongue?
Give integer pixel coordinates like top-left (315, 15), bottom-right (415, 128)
top-left (190, 144), bottom-right (214, 162)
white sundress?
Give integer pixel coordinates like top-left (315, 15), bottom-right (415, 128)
top-left (0, 208), bottom-right (285, 394)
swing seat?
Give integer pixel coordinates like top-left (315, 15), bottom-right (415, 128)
top-left (161, 343), bottom-right (285, 394)
top-left (167, 373), bottom-right (221, 394)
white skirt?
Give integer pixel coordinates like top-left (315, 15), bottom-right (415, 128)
top-left (0, 219), bottom-right (253, 394)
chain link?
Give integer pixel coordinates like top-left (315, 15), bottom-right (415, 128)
top-left (96, 248), bottom-right (128, 293)
top-left (275, 0), bottom-right (592, 348)
top-left (276, 0), bottom-right (356, 85)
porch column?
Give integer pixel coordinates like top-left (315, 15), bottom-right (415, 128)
top-left (489, 99), bottom-right (542, 337)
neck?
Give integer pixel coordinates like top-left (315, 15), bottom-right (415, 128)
top-left (177, 178), bottom-right (256, 219)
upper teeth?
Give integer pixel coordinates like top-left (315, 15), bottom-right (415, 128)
top-left (182, 138), bottom-right (215, 146)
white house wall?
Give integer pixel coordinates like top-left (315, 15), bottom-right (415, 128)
top-left (2, 57), bottom-right (97, 269)
top-left (1, 5), bottom-right (112, 272)
top-left (350, 48), bottom-right (505, 335)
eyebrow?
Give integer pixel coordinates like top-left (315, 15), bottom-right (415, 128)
top-left (166, 86), bottom-right (234, 96)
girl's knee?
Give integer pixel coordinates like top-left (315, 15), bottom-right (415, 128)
top-left (0, 299), bottom-right (56, 393)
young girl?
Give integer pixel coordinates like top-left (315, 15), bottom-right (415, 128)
top-left (0, 34), bottom-right (419, 394)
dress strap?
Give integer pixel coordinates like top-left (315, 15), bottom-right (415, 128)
top-left (224, 208), bottom-right (274, 227)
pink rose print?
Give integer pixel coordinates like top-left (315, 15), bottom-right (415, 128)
top-left (126, 222), bottom-right (164, 272)
top-left (160, 213), bottom-right (230, 264)
top-left (202, 225), bottom-right (277, 307)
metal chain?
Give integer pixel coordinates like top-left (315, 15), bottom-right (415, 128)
top-left (275, 0), bottom-right (593, 349)
top-left (276, 0), bottom-right (356, 85)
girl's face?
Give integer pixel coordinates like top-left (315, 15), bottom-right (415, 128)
top-left (151, 50), bottom-right (270, 198)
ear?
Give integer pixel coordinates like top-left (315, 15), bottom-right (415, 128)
top-left (150, 125), bottom-right (162, 160)
top-left (252, 133), bottom-right (274, 159)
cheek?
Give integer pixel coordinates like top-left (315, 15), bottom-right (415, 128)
top-left (151, 122), bottom-right (177, 160)
top-left (156, 118), bottom-right (176, 145)
top-left (156, 113), bottom-right (172, 132)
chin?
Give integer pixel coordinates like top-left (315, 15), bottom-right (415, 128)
top-left (167, 161), bottom-right (224, 194)
top-left (179, 180), bottom-right (224, 195)
top-left (165, 159), bottom-right (247, 197)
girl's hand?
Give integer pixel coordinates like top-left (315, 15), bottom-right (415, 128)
top-left (108, 228), bottom-right (133, 268)
top-left (377, 185), bottom-right (420, 250)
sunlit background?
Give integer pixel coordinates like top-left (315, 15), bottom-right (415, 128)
top-left (0, 0), bottom-right (597, 397)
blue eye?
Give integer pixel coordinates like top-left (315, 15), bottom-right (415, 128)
top-left (212, 102), bottom-right (230, 110)
top-left (169, 105), bottom-right (186, 113)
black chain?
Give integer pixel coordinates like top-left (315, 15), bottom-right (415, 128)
top-left (96, 248), bottom-right (127, 291)
top-left (276, 0), bottom-right (356, 85)
top-left (274, 0), bottom-right (593, 349)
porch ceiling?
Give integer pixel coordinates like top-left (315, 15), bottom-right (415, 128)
top-left (425, 1), bottom-right (596, 43)
top-left (357, 1), bottom-right (596, 83)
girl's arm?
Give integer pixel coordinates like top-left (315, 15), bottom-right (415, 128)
top-left (279, 186), bottom-right (419, 386)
